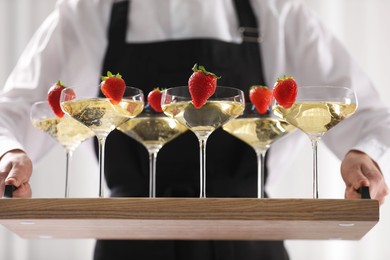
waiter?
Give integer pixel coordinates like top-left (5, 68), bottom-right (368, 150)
top-left (0, 0), bottom-right (388, 259)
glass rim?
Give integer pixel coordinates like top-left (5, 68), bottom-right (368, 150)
top-left (31, 100), bottom-right (49, 106)
top-left (295, 85), bottom-right (357, 101)
top-left (298, 85), bottom-right (354, 90)
top-left (60, 86), bottom-right (144, 100)
top-left (163, 85), bottom-right (245, 92)
top-left (162, 85), bottom-right (245, 99)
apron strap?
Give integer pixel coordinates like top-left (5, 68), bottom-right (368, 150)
top-left (233, 0), bottom-right (262, 43)
top-left (106, 0), bottom-right (129, 45)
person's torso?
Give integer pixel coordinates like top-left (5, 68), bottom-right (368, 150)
top-left (98, 0), bottom-right (267, 198)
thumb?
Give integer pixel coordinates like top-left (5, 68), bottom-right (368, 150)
top-left (5, 176), bottom-right (20, 187)
top-left (352, 175), bottom-right (370, 190)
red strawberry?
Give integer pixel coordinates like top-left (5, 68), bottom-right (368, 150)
top-left (273, 75), bottom-right (298, 109)
top-left (147, 88), bottom-right (163, 112)
top-left (100, 71), bottom-right (126, 104)
top-left (249, 86), bottom-right (274, 114)
top-left (47, 81), bottom-right (66, 118)
top-left (62, 88), bottom-right (76, 102)
top-left (188, 64), bottom-right (220, 109)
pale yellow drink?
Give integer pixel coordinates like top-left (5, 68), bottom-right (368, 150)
top-left (223, 117), bottom-right (294, 152)
top-left (61, 98), bottom-right (144, 136)
top-left (273, 101), bottom-right (357, 137)
top-left (162, 100), bottom-right (245, 137)
top-left (32, 116), bottom-right (95, 151)
top-left (118, 116), bottom-right (187, 153)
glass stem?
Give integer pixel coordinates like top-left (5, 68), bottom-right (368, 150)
top-left (97, 135), bottom-right (107, 198)
top-left (256, 149), bottom-right (267, 199)
top-left (149, 151), bottom-right (158, 198)
top-left (311, 138), bottom-right (319, 199)
top-left (199, 137), bottom-right (208, 198)
top-left (64, 150), bottom-right (73, 198)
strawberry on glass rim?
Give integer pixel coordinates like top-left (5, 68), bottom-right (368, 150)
top-left (47, 80), bottom-right (76, 118)
top-left (147, 88), bottom-right (163, 113)
top-left (47, 80), bottom-right (66, 118)
top-left (100, 71), bottom-right (126, 104)
top-left (249, 85), bottom-right (274, 114)
top-left (273, 75), bottom-right (298, 109)
top-left (188, 64), bottom-right (220, 109)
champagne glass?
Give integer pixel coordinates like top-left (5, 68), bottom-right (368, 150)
top-left (223, 103), bottom-right (295, 198)
top-left (273, 86), bottom-right (357, 198)
top-left (161, 86), bottom-right (245, 198)
top-left (117, 104), bottom-right (188, 198)
top-left (30, 101), bottom-right (95, 197)
top-left (60, 87), bottom-right (144, 197)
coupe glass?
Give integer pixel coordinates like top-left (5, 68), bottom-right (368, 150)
top-left (117, 104), bottom-right (188, 198)
top-left (273, 86), bottom-right (357, 198)
top-left (223, 103), bottom-right (295, 198)
top-left (161, 86), bottom-right (245, 198)
top-left (60, 87), bottom-right (144, 197)
top-left (30, 101), bottom-right (95, 197)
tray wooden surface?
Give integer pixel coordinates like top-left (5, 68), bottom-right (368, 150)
top-left (0, 198), bottom-right (379, 240)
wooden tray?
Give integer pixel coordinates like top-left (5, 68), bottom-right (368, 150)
top-left (0, 198), bottom-right (379, 240)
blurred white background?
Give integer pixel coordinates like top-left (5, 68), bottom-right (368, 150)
top-left (0, 0), bottom-right (389, 259)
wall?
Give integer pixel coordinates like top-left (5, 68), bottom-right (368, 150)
top-left (0, 0), bottom-right (389, 259)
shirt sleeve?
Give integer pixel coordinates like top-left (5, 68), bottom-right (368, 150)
top-left (0, 0), bottom-right (111, 162)
top-left (263, 0), bottom-right (390, 180)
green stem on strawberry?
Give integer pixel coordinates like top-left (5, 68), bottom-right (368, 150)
top-left (192, 64), bottom-right (221, 79)
top-left (101, 71), bottom-right (123, 81)
top-left (57, 80), bottom-right (64, 87)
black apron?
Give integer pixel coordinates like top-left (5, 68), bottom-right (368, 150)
top-left (94, 1), bottom-right (289, 259)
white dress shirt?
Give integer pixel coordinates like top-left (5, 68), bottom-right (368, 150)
top-left (1, 0), bottom-right (390, 185)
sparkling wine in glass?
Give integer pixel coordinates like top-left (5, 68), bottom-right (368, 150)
top-left (223, 103), bottom-right (295, 198)
top-left (273, 86), bottom-right (357, 198)
top-left (60, 87), bottom-right (144, 197)
top-left (31, 101), bottom-right (95, 197)
top-left (161, 86), bottom-right (245, 198)
top-left (117, 104), bottom-right (188, 198)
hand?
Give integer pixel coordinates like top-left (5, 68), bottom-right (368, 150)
top-left (0, 149), bottom-right (32, 198)
top-left (341, 150), bottom-right (389, 205)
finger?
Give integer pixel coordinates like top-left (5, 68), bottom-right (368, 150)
top-left (350, 173), bottom-right (370, 191)
top-left (4, 177), bottom-right (19, 187)
top-left (344, 174), bottom-right (370, 199)
top-left (12, 182), bottom-right (32, 198)
top-left (4, 165), bottom-right (32, 188)
top-left (345, 186), bottom-right (363, 200)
